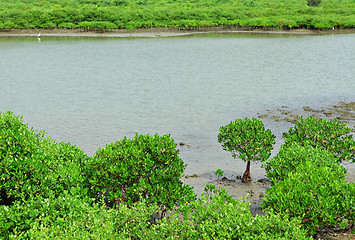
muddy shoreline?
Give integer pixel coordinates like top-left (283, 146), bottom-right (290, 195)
top-left (182, 101), bottom-right (355, 239)
top-left (1, 27), bottom-right (355, 38)
top-left (183, 101), bottom-right (355, 199)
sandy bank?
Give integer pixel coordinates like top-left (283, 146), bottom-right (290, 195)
top-left (1, 27), bottom-right (355, 38)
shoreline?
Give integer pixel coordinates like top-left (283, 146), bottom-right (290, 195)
top-left (1, 27), bottom-right (355, 38)
top-left (182, 101), bottom-right (355, 238)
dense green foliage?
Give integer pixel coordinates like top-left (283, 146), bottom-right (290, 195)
top-left (0, 111), bottom-right (89, 205)
top-left (218, 117), bottom-right (276, 163)
top-left (0, 189), bottom-right (98, 239)
top-left (150, 188), bottom-right (310, 239)
top-left (283, 116), bottom-right (355, 162)
top-left (263, 143), bottom-right (347, 185)
top-left (263, 117), bottom-right (355, 234)
top-left (218, 117), bottom-right (275, 182)
top-left (0, 0), bottom-right (355, 30)
top-left (86, 133), bottom-right (195, 208)
top-left (263, 157), bottom-right (355, 234)
top-left (6, 188), bottom-right (310, 239)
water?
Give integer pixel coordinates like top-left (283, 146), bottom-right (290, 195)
top-left (1, 33), bottom-right (355, 178)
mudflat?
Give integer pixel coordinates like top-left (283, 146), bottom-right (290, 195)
top-left (1, 27), bottom-right (355, 38)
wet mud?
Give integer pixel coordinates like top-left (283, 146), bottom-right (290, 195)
top-left (1, 27), bottom-right (355, 38)
top-left (258, 101), bottom-right (355, 129)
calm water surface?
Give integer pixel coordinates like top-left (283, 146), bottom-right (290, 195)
top-left (1, 33), bottom-right (354, 178)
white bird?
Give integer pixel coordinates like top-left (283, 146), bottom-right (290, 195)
top-left (38, 33), bottom-right (41, 38)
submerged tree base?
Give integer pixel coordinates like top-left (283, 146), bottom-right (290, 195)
top-left (242, 161), bottom-right (252, 183)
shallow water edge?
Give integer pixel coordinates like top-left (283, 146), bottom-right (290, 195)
top-left (1, 27), bottom-right (355, 38)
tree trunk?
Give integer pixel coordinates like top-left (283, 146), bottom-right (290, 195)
top-left (242, 160), bottom-right (251, 183)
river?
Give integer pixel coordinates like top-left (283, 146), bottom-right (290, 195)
top-left (1, 33), bottom-right (354, 178)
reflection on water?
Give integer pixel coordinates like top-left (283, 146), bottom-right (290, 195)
top-left (0, 33), bottom-right (354, 177)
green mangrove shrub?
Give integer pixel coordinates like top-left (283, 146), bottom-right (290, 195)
top-left (8, 187), bottom-right (310, 239)
top-left (263, 144), bottom-right (346, 185)
top-left (218, 117), bottom-right (275, 182)
top-left (0, 111), bottom-right (89, 206)
top-left (263, 160), bottom-right (355, 235)
top-left (86, 133), bottom-right (195, 208)
top-left (0, 111), bottom-right (45, 205)
top-left (0, 188), bottom-right (124, 239)
top-left (37, 140), bottom-right (90, 197)
top-left (282, 116), bottom-right (355, 162)
top-left (25, 198), bottom-right (157, 239)
top-left (151, 187), bottom-right (311, 239)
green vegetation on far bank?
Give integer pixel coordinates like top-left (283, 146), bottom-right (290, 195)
top-left (0, 0), bottom-right (355, 31)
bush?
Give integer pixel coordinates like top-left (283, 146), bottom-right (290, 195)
top-left (263, 160), bottom-right (354, 234)
top-left (38, 140), bottom-right (90, 197)
top-left (282, 116), bottom-right (355, 162)
top-left (0, 111), bottom-right (89, 205)
top-left (0, 189), bottom-right (124, 239)
top-left (4, 187), bottom-right (311, 239)
top-left (263, 144), bottom-right (346, 185)
top-left (218, 117), bottom-right (275, 182)
top-left (86, 133), bottom-right (195, 208)
top-left (0, 111), bottom-right (43, 204)
top-left (152, 187), bottom-right (311, 239)
top-left (26, 198), bottom-right (160, 239)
